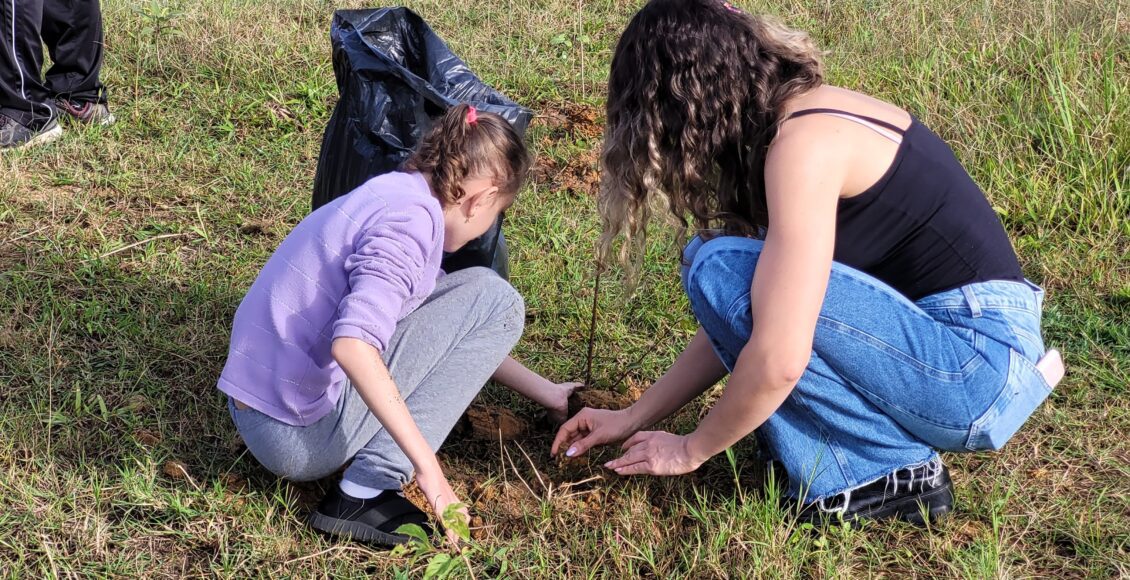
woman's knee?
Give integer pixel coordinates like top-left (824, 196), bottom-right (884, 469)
top-left (682, 236), bottom-right (764, 320)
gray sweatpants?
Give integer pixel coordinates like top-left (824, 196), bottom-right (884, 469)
top-left (228, 267), bottom-right (524, 490)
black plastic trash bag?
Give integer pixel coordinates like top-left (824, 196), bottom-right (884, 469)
top-left (312, 7), bottom-right (533, 278)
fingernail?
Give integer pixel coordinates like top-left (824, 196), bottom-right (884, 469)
top-left (565, 447), bottom-right (576, 457)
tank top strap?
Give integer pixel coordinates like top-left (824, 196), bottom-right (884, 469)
top-left (786, 108), bottom-right (908, 144)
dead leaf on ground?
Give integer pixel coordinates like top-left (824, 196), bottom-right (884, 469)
top-left (220, 473), bottom-right (248, 492)
top-left (135, 429), bottom-right (161, 446)
top-left (238, 219), bottom-right (272, 236)
top-left (162, 460), bottom-right (191, 480)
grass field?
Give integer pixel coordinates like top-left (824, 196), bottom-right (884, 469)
top-left (1, 0), bottom-right (1127, 577)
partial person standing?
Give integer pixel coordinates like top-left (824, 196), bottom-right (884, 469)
top-left (1, 0), bottom-right (114, 151)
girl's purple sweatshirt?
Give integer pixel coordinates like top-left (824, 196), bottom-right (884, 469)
top-left (217, 172), bottom-right (444, 426)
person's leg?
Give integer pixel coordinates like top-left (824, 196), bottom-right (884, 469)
top-left (681, 236), bottom-right (1009, 504)
top-left (305, 267), bottom-right (524, 544)
top-left (341, 267), bottom-right (525, 490)
top-left (41, 0), bottom-right (112, 125)
top-left (233, 267), bottom-right (524, 485)
top-left (0, 0), bottom-right (61, 147)
top-left (41, 0), bottom-right (105, 103)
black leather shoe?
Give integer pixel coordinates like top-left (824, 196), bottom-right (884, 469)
top-left (789, 457), bottom-right (954, 526)
top-left (308, 486), bottom-right (433, 546)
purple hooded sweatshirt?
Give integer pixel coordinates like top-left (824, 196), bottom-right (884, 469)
top-left (217, 172), bottom-right (444, 426)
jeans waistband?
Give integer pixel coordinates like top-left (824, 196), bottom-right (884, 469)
top-left (916, 279), bottom-right (1044, 313)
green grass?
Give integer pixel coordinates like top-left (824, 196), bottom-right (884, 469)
top-left (1, 0), bottom-right (1127, 577)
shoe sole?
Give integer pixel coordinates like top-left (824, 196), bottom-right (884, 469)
top-left (307, 511), bottom-right (410, 547)
top-left (2, 124), bottom-right (63, 153)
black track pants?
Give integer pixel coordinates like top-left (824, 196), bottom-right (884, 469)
top-left (1, 0), bottom-right (106, 128)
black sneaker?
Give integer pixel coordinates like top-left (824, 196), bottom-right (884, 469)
top-left (55, 98), bottom-right (115, 126)
top-left (0, 114), bottom-right (63, 151)
top-left (790, 456), bottom-right (954, 526)
top-left (308, 486), bottom-right (432, 546)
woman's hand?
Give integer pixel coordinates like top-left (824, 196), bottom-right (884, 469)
top-left (551, 407), bottom-right (640, 458)
top-left (415, 468), bottom-right (469, 546)
top-left (603, 431), bottom-right (708, 476)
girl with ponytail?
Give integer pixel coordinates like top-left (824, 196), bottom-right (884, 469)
top-left (217, 104), bottom-right (578, 546)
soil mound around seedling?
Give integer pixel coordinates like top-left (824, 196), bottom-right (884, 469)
top-left (568, 389), bottom-right (633, 416)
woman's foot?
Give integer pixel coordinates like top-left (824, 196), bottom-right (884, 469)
top-left (308, 485), bottom-right (432, 546)
top-left (789, 456), bottom-right (954, 526)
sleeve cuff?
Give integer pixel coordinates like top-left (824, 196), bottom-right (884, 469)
top-left (332, 324), bottom-right (389, 353)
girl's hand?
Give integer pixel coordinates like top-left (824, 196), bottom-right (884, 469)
top-left (415, 469), bottom-right (469, 546)
top-left (551, 407), bottom-right (639, 458)
top-left (491, 358), bottom-right (582, 424)
top-left (544, 381), bottom-right (583, 424)
top-left (603, 431), bottom-right (707, 476)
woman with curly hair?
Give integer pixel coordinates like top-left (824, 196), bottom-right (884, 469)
top-left (553, 0), bottom-right (1062, 524)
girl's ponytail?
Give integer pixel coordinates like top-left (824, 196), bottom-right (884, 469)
top-left (404, 104), bottom-right (529, 207)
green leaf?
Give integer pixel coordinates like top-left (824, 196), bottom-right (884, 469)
top-left (550, 33), bottom-right (568, 45)
top-left (423, 553), bottom-right (454, 579)
top-left (441, 503), bottom-right (471, 542)
top-left (394, 523), bottom-right (432, 546)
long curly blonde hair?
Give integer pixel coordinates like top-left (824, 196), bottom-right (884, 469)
top-left (600, 0), bottom-right (824, 272)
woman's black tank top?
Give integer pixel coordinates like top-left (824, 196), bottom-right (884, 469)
top-left (786, 108), bottom-right (1024, 301)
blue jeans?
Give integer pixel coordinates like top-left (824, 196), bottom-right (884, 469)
top-left (682, 236), bottom-right (1051, 500)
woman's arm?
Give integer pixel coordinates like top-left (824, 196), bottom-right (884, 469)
top-left (607, 121), bottom-right (845, 475)
top-left (551, 325), bottom-right (728, 457)
top-left (624, 327), bottom-right (728, 429)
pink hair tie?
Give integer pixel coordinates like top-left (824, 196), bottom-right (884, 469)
top-left (466, 106), bottom-right (479, 126)
top-left (722, 1), bottom-right (741, 13)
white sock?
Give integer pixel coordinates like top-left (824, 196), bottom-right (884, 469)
top-left (339, 478), bottom-right (385, 500)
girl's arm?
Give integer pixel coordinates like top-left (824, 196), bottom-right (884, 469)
top-left (332, 337), bottom-right (463, 531)
top-left (492, 356), bottom-right (581, 423)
